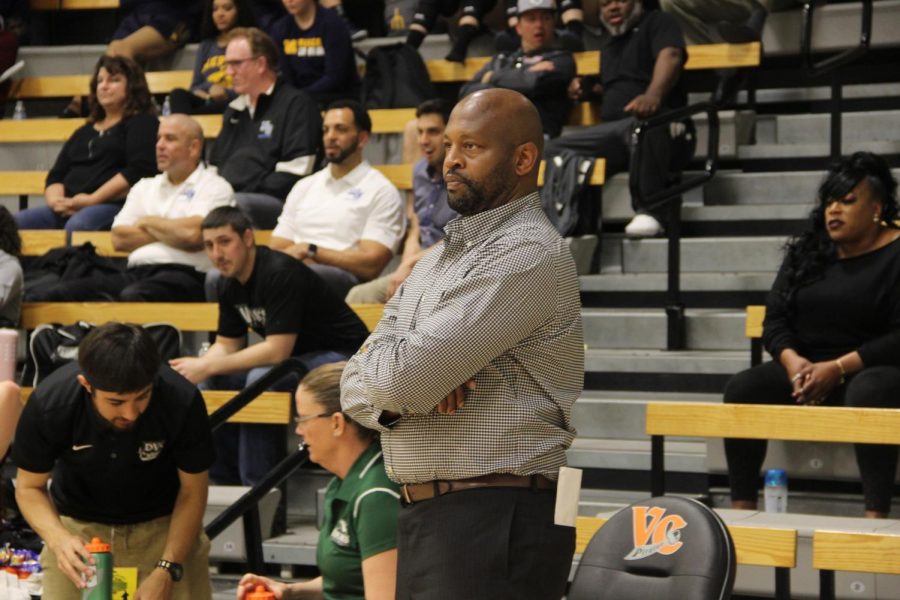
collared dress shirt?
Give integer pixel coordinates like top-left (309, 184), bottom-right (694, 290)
top-left (341, 192), bottom-right (584, 483)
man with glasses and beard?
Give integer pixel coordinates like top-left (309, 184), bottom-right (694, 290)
top-left (269, 100), bottom-right (405, 298)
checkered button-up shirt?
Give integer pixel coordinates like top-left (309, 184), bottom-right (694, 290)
top-left (341, 192), bottom-right (584, 483)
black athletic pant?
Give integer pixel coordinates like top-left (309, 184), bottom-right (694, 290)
top-left (396, 487), bottom-right (575, 600)
top-left (723, 360), bottom-right (900, 514)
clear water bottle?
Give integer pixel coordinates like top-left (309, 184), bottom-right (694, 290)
top-left (12, 100), bottom-right (26, 120)
top-left (161, 95), bottom-right (172, 116)
top-left (198, 341), bottom-right (211, 357)
top-left (764, 468), bottom-right (788, 513)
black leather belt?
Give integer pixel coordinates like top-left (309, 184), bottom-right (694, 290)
top-left (400, 473), bottom-right (556, 504)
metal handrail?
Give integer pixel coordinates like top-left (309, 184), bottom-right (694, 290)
top-left (204, 357), bottom-right (311, 571)
top-left (208, 357), bottom-right (308, 430)
top-left (801, 0), bottom-right (873, 78)
top-left (629, 101), bottom-right (720, 350)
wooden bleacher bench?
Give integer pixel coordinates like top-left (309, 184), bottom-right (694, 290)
top-left (7, 161), bottom-right (606, 229)
top-left (576, 514), bottom-right (796, 599)
top-left (20, 301), bottom-right (385, 332)
top-left (645, 401), bottom-right (900, 497)
top-left (20, 230), bottom-right (66, 256)
top-left (814, 529), bottom-right (900, 600)
top-left (745, 304), bottom-right (766, 365)
top-left (30, 0), bottom-right (119, 9)
top-left (16, 302), bottom-right (384, 424)
top-left (18, 386), bottom-right (292, 424)
top-left (423, 42), bottom-right (762, 82)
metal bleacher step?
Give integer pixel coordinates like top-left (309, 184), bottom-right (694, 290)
top-left (573, 389), bottom-right (720, 440)
top-left (602, 235), bottom-right (786, 274)
top-left (585, 348), bottom-right (749, 375)
top-left (738, 139), bottom-right (900, 162)
top-left (762, 0), bottom-right (900, 57)
top-left (582, 307), bottom-right (746, 350)
top-left (776, 110), bottom-right (900, 145)
top-left (18, 43), bottom-right (198, 78)
top-left (580, 271), bottom-right (775, 293)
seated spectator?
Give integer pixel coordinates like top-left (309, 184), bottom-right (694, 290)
top-left (251, 0), bottom-right (286, 32)
top-left (320, 0), bottom-right (387, 40)
top-left (270, 100), bottom-right (405, 298)
top-left (460, 0), bottom-right (576, 139)
top-left (107, 0), bottom-right (200, 63)
top-left (170, 206), bottom-right (369, 486)
top-left (63, 0), bottom-right (201, 118)
top-left (168, 0), bottom-right (258, 115)
top-left (660, 0), bottom-right (767, 44)
top-left (406, 0), bottom-right (583, 62)
top-left (347, 99), bottom-right (457, 304)
top-left (236, 362), bottom-right (398, 599)
top-left (16, 56), bottom-right (158, 234)
top-left (209, 27), bottom-right (321, 229)
top-left (724, 152), bottom-right (900, 519)
top-left (0, 207), bottom-right (22, 328)
top-left (269, 0), bottom-right (361, 106)
top-left (28, 115), bottom-right (234, 302)
top-left (545, 0), bottom-right (687, 237)
top-left (0, 0), bottom-right (28, 107)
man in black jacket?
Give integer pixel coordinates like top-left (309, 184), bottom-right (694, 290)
top-left (210, 27), bottom-right (321, 229)
top-left (459, 0), bottom-right (576, 139)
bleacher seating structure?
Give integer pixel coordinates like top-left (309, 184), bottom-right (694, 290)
top-left (5, 2), bottom-right (900, 597)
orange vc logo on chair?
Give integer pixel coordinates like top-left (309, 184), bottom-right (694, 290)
top-left (624, 506), bottom-right (687, 561)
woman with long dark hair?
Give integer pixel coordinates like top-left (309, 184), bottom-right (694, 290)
top-left (724, 151), bottom-right (900, 518)
top-left (168, 0), bottom-right (257, 115)
top-left (15, 56), bottom-right (158, 234)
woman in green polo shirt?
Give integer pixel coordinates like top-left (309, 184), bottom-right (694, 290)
top-left (237, 361), bottom-right (399, 600)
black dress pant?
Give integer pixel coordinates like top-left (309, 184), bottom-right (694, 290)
top-left (396, 487), bottom-right (575, 600)
top-left (723, 360), bottom-right (900, 514)
top-left (35, 264), bottom-right (206, 302)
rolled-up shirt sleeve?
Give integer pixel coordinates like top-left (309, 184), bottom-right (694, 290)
top-left (341, 238), bottom-right (556, 423)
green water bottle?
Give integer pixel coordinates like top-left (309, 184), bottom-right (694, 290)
top-left (82, 537), bottom-right (112, 600)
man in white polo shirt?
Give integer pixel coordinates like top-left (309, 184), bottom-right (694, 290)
top-left (269, 99), bottom-right (405, 298)
top-left (34, 114), bottom-right (235, 302)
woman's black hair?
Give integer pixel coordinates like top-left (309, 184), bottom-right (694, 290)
top-left (0, 206), bottom-right (21, 259)
top-left (87, 55), bottom-right (154, 123)
top-left (200, 0), bottom-right (258, 40)
top-left (781, 151), bottom-right (899, 296)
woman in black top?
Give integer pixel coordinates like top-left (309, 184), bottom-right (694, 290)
top-left (15, 56), bottom-right (158, 234)
top-left (725, 151), bottom-right (900, 517)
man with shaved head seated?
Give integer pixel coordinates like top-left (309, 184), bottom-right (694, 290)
top-left (342, 89), bottom-right (584, 599)
top-left (31, 114), bottom-right (235, 302)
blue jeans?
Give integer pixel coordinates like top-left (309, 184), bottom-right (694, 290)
top-left (205, 349), bottom-right (349, 486)
top-left (235, 192), bottom-right (284, 230)
top-left (15, 202), bottom-right (125, 235)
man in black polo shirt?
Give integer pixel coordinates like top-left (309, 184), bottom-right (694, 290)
top-left (170, 206), bottom-right (368, 486)
top-left (14, 323), bottom-right (214, 600)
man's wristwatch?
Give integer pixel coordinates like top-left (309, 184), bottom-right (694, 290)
top-left (156, 559), bottom-right (183, 582)
top-left (307, 243), bottom-right (318, 259)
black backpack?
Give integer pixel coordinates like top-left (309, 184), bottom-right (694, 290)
top-left (23, 322), bottom-right (183, 387)
top-left (362, 43), bottom-right (437, 109)
top-left (541, 150), bottom-right (597, 236)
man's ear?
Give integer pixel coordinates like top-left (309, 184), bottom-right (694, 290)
top-left (76, 374), bottom-right (92, 395)
top-left (241, 227), bottom-right (255, 247)
top-left (514, 141), bottom-right (540, 177)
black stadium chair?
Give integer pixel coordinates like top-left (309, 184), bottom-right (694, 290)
top-left (569, 496), bottom-right (735, 600)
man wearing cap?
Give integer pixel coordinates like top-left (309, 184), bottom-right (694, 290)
top-left (460, 0), bottom-right (576, 139)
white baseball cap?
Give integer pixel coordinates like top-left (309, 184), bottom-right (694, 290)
top-left (517, 0), bottom-right (557, 15)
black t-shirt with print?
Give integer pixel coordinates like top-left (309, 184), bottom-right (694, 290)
top-left (13, 362), bottom-right (215, 524)
top-left (216, 246), bottom-right (369, 357)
